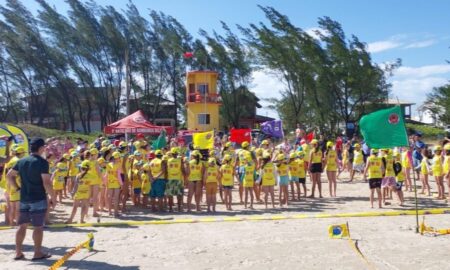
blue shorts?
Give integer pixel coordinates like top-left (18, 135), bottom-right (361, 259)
top-left (290, 176), bottom-right (299, 182)
top-left (279, 175), bottom-right (289, 186)
top-left (18, 199), bottom-right (48, 227)
top-left (133, 188), bottom-right (141, 195)
top-left (238, 166), bottom-right (245, 183)
top-left (150, 179), bottom-right (166, 198)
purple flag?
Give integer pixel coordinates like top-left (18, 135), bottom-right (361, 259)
top-left (261, 120), bottom-right (284, 138)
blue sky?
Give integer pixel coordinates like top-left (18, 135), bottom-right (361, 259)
top-left (4, 0), bottom-right (450, 121)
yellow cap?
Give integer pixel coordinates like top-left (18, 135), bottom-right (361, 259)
top-left (223, 154), bottom-right (232, 162)
top-left (89, 143), bottom-right (96, 149)
top-left (208, 157), bottom-right (216, 164)
top-left (100, 147), bottom-right (108, 153)
top-left (112, 151), bottom-right (121, 159)
top-left (225, 142), bottom-right (232, 148)
top-left (80, 160), bottom-right (90, 169)
top-left (155, 150), bottom-right (162, 156)
top-left (63, 153), bottom-right (70, 160)
top-left (128, 155), bottom-right (135, 160)
top-left (326, 141), bottom-right (333, 148)
top-left (56, 162), bottom-right (66, 170)
top-left (311, 139), bottom-right (318, 145)
top-left (444, 144), bottom-right (450, 150)
top-left (133, 141), bottom-right (142, 148)
top-left (354, 143), bottom-right (361, 148)
top-left (97, 157), bottom-right (106, 164)
top-left (171, 147), bottom-right (179, 154)
top-left (163, 155), bottom-right (169, 161)
top-left (191, 150), bottom-right (201, 158)
top-left (101, 140), bottom-right (110, 147)
top-left (241, 141), bottom-right (249, 148)
top-left (133, 150), bottom-right (142, 156)
top-left (277, 153), bottom-right (286, 161)
top-left (289, 152), bottom-right (297, 159)
top-left (89, 148), bottom-right (99, 155)
top-left (297, 151), bottom-right (304, 157)
top-left (435, 145), bottom-right (442, 151)
top-left (261, 140), bottom-right (269, 145)
top-left (15, 146), bottom-right (25, 154)
top-left (119, 141), bottom-right (127, 148)
top-left (70, 151), bottom-right (78, 157)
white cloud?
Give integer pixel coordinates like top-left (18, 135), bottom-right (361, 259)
top-left (404, 39), bottom-right (436, 49)
top-left (250, 70), bottom-right (283, 119)
top-left (394, 64), bottom-right (450, 78)
top-left (368, 40), bottom-right (403, 53)
top-left (305, 27), bottom-right (328, 40)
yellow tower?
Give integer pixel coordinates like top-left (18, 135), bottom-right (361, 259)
top-left (186, 70), bottom-right (221, 131)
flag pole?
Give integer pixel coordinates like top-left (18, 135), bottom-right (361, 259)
top-left (397, 96), bottom-right (420, 233)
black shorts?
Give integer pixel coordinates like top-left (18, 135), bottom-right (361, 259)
top-left (369, 178), bottom-right (382, 189)
top-left (310, 163), bottom-right (323, 173)
top-left (298, 178), bottom-right (306, 184)
top-left (395, 181), bottom-right (404, 191)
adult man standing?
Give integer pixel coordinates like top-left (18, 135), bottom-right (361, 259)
top-left (7, 138), bottom-right (55, 261)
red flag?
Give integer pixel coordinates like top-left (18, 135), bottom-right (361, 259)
top-left (183, 52), bottom-right (194, 58)
top-left (305, 131), bottom-right (315, 143)
top-left (229, 128), bottom-right (252, 144)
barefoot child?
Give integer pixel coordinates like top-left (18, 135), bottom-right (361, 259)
top-left (297, 151), bottom-right (308, 197)
top-left (242, 157), bottom-right (255, 209)
top-left (444, 144), bottom-right (450, 200)
top-left (141, 163), bottom-right (151, 208)
top-left (166, 148), bottom-right (185, 212)
top-left (394, 153), bottom-right (405, 205)
top-left (130, 161), bottom-right (143, 206)
top-left (418, 148), bottom-right (431, 196)
top-left (205, 158), bottom-right (219, 212)
top-left (432, 146), bottom-right (445, 199)
top-left (381, 149), bottom-right (396, 205)
top-left (364, 149), bottom-right (384, 208)
top-left (308, 139), bottom-right (323, 198)
top-left (51, 162), bottom-right (68, 203)
top-left (324, 141), bottom-right (338, 197)
top-left (260, 152), bottom-right (276, 209)
top-left (288, 152), bottom-right (301, 201)
top-left (66, 160), bottom-right (91, 224)
top-left (275, 153), bottom-right (289, 206)
top-left (4, 146), bottom-right (26, 225)
top-left (106, 152), bottom-right (123, 217)
top-left (219, 154), bottom-right (234, 210)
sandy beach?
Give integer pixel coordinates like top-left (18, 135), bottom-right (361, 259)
top-left (1, 173), bottom-right (449, 269)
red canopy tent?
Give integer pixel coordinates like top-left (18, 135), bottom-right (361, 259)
top-left (103, 110), bottom-right (173, 135)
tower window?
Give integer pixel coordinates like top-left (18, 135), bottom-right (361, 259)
top-left (198, 84), bottom-right (209, 95)
top-left (198, 114), bottom-right (210, 125)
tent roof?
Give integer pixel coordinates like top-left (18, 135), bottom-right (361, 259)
top-left (103, 110), bottom-right (173, 135)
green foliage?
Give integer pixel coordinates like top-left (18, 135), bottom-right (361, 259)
top-left (406, 123), bottom-right (446, 138)
top-left (12, 123), bottom-right (98, 142)
top-left (423, 84), bottom-right (450, 125)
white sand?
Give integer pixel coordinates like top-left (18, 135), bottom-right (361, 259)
top-left (0, 173), bottom-right (449, 269)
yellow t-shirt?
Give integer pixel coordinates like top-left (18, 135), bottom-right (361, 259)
top-left (167, 158), bottom-right (183, 181)
top-left (311, 150), bottom-right (322, 164)
top-left (432, 155), bottom-right (443, 177)
top-left (353, 150), bottom-right (364, 165)
top-left (302, 144), bottom-right (311, 162)
top-left (5, 157), bottom-right (20, 202)
top-left (238, 149), bottom-right (252, 166)
top-left (289, 160), bottom-right (301, 178)
top-left (74, 174), bottom-right (90, 200)
top-left (443, 156), bottom-right (450, 175)
top-left (277, 163), bottom-right (289, 176)
top-left (141, 172), bottom-right (151, 194)
top-left (206, 165), bottom-right (218, 184)
top-left (220, 164), bottom-right (234, 186)
top-left (52, 168), bottom-right (68, 191)
top-left (325, 150), bottom-right (337, 171)
top-left (189, 160), bottom-right (203, 181)
top-left (367, 156), bottom-right (382, 179)
top-left (131, 169), bottom-right (141, 189)
top-left (298, 159), bottom-right (306, 178)
top-left (396, 162), bottom-right (405, 182)
top-left (106, 162), bottom-right (121, 189)
top-left (384, 156), bottom-right (395, 177)
top-left (402, 152), bottom-right (411, 169)
top-left (261, 162), bottom-right (276, 186)
top-left (421, 158), bottom-right (429, 175)
top-left (243, 163), bottom-right (255, 188)
top-left (86, 160), bottom-right (101, 186)
top-left (69, 157), bottom-right (81, 177)
top-left (150, 158), bottom-right (163, 179)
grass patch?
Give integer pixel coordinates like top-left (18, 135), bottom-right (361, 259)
top-left (3, 123), bottom-right (99, 142)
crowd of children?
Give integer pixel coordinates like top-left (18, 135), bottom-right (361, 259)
top-left (1, 134), bottom-right (450, 225)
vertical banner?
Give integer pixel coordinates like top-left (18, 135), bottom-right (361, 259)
top-left (5, 124), bottom-right (29, 155)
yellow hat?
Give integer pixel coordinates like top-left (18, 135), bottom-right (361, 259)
top-left (133, 141), bottom-right (142, 148)
top-left (101, 140), bottom-right (110, 147)
top-left (80, 160), bottom-right (90, 169)
top-left (435, 145), bottom-right (442, 152)
top-left (354, 143), bottom-right (361, 148)
top-left (63, 153), bottom-right (70, 160)
top-left (262, 151), bottom-right (271, 159)
top-left (241, 141), bottom-right (249, 148)
top-left (371, 148), bottom-right (379, 154)
top-left (208, 157), bottom-right (216, 164)
top-left (89, 143), bottom-right (96, 149)
top-left (108, 144), bottom-right (115, 150)
top-left (261, 140), bottom-right (269, 145)
top-left (225, 142), bottom-right (232, 148)
top-left (112, 151), bottom-right (121, 159)
top-left (191, 150), bottom-right (201, 158)
top-left (56, 162), bottom-right (66, 170)
top-left (326, 141), bottom-right (333, 148)
top-left (100, 147), bottom-right (108, 153)
top-left (223, 154), bottom-right (232, 162)
top-left (171, 147), bottom-right (179, 154)
top-left (289, 152), bottom-right (297, 159)
top-left (444, 144), bottom-right (450, 150)
top-left (163, 155), bottom-right (169, 161)
top-left (15, 146), bottom-right (25, 154)
top-left (155, 150), bottom-right (162, 156)
top-left (297, 151), bottom-right (304, 157)
top-left (119, 141), bottom-right (127, 148)
top-left (70, 151), bottom-right (78, 157)
top-left (89, 148), bottom-right (99, 155)
top-left (97, 157), bottom-right (106, 164)
top-left (277, 153), bottom-right (286, 161)
top-left (311, 139), bottom-right (318, 145)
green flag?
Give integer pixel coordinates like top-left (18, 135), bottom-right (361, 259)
top-left (151, 130), bottom-right (167, 150)
top-left (359, 106), bottom-right (409, 149)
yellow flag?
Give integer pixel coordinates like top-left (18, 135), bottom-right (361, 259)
top-left (328, 223), bottom-right (349, 239)
top-left (6, 124), bottom-right (29, 156)
top-left (193, 131), bottom-right (214, 149)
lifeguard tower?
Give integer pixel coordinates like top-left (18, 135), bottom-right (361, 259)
top-left (186, 71), bottom-right (221, 131)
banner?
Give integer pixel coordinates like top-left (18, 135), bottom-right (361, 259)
top-left (305, 131), bottom-right (315, 143)
top-left (151, 130), bottom-right (167, 150)
top-left (5, 124), bottom-right (29, 155)
top-left (260, 120), bottom-right (284, 138)
top-left (0, 126), bottom-right (13, 158)
top-left (359, 106), bottom-right (408, 148)
top-left (193, 131), bottom-right (214, 149)
top-left (229, 128), bottom-right (252, 144)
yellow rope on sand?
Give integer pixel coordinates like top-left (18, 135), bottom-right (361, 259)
top-left (48, 233), bottom-right (94, 270)
top-left (420, 217), bottom-right (450, 235)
